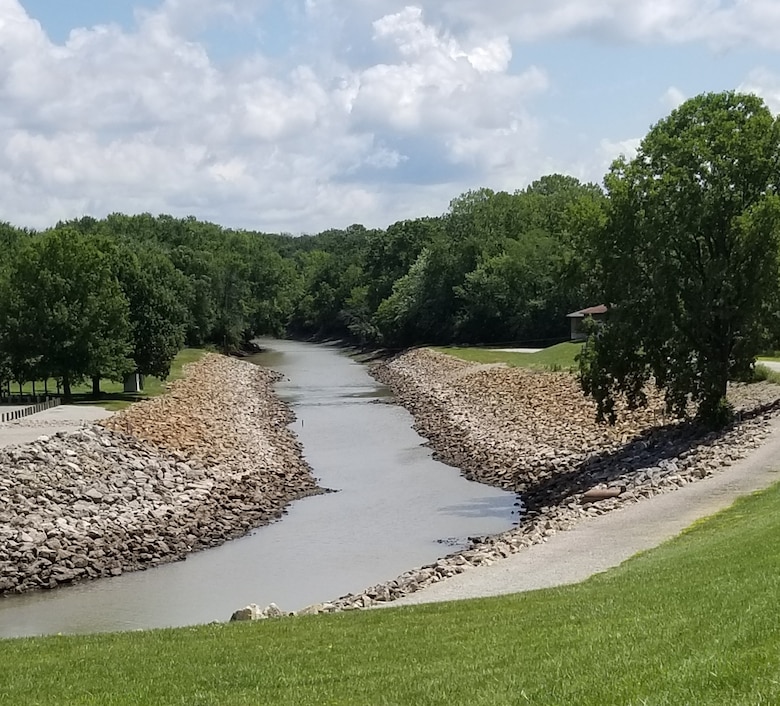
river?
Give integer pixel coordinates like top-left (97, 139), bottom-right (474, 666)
top-left (0, 339), bottom-right (517, 638)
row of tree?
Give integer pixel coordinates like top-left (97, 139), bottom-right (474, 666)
top-left (0, 216), bottom-right (297, 397)
top-left (0, 176), bottom-right (604, 400)
top-left (1, 91), bottom-right (778, 427)
top-left (283, 175), bottom-right (604, 348)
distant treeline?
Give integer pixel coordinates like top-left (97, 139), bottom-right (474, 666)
top-left (0, 174), bottom-right (601, 396)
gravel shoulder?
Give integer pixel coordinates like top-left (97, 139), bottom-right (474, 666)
top-left (391, 414), bottom-right (780, 605)
top-left (0, 405), bottom-right (113, 448)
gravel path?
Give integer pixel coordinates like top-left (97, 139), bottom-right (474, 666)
top-left (390, 415), bottom-right (780, 606)
top-left (0, 405), bottom-right (113, 448)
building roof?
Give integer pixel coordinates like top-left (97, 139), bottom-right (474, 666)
top-left (566, 304), bottom-right (608, 318)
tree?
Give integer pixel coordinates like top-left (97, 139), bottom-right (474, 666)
top-left (0, 229), bottom-right (132, 400)
top-left (363, 218), bottom-right (441, 312)
top-left (116, 246), bottom-right (190, 379)
top-left (580, 91), bottom-right (780, 427)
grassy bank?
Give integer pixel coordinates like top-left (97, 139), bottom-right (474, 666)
top-left (3, 348), bottom-right (209, 411)
top-left (435, 341), bottom-right (583, 370)
top-left (2, 481), bottom-right (779, 705)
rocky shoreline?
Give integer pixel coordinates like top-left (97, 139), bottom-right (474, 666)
top-left (255, 348), bottom-right (780, 617)
top-left (0, 354), bottom-right (318, 595)
top-left (3, 345), bottom-right (778, 615)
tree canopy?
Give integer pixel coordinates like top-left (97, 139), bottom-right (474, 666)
top-left (0, 229), bottom-right (132, 399)
top-left (2, 89), bottom-right (779, 425)
top-left (579, 91), bottom-right (780, 427)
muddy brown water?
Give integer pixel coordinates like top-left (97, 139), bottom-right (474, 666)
top-left (0, 339), bottom-right (517, 638)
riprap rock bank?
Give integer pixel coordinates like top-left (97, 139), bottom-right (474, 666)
top-left (0, 354), bottom-right (318, 594)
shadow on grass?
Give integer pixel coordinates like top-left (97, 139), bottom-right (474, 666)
top-left (520, 400), bottom-right (780, 512)
top-left (62, 392), bottom-right (153, 412)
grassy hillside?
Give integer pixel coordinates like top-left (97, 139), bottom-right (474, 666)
top-left (2, 480), bottom-right (779, 705)
top-left (435, 341), bottom-right (583, 371)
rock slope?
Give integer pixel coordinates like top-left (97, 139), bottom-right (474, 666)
top-left (315, 349), bottom-right (780, 611)
top-left (0, 354), bottom-right (318, 594)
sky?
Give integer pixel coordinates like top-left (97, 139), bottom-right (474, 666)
top-left (1, 1), bottom-right (779, 234)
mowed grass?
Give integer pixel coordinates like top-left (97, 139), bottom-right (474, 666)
top-left (2, 482), bottom-right (780, 705)
top-left (7, 348), bottom-right (209, 411)
top-left (753, 363), bottom-right (780, 386)
top-left (435, 341), bottom-right (583, 370)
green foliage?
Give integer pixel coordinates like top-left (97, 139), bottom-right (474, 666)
top-left (0, 212), bottom-right (300, 392)
top-left (8, 94), bottom-right (780, 385)
top-left (115, 246), bottom-right (190, 379)
top-left (581, 92), bottom-right (780, 427)
top-left (286, 227), bottom-right (375, 340)
top-left (0, 229), bottom-right (133, 399)
top-left (3, 482), bottom-right (780, 704)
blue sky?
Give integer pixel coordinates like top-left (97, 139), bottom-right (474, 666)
top-left (2, 0), bottom-right (779, 233)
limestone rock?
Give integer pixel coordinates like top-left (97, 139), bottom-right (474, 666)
top-left (0, 354), bottom-right (319, 596)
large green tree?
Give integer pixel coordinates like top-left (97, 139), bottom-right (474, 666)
top-left (115, 246), bottom-right (190, 380)
top-left (580, 91), bottom-right (780, 427)
top-left (0, 229), bottom-right (132, 399)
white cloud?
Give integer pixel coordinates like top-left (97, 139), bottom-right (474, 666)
top-left (138, 0), bottom-right (270, 36)
top-left (739, 67), bottom-right (780, 114)
top-left (1, 0), bottom-right (777, 234)
top-left (349, 5), bottom-right (547, 181)
top-left (0, 1), bottom-right (558, 232)
top-left (342, 1), bottom-right (780, 49)
top-left (599, 137), bottom-right (642, 168)
top-left (662, 86), bottom-right (687, 111)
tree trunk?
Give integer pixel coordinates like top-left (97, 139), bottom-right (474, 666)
top-left (62, 374), bottom-right (72, 402)
top-left (699, 361), bottom-right (731, 428)
top-left (92, 375), bottom-right (101, 398)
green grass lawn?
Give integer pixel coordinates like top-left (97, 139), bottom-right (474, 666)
top-left (2, 481), bottom-right (780, 705)
top-left (435, 341), bottom-right (583, 371)
top-left (753, 363), bottom-right (780, 386)
top-left (5, 348), bottom-right (209, 411)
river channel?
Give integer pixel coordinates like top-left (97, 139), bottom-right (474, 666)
top-left (0, 339), bottom-right (517, 638)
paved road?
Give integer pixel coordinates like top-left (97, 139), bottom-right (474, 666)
top-left (0, 405), bottom-right (113, 448)
top-left (391, 415), bottom-right (780, 606)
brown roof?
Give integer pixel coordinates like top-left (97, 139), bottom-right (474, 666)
top-left (566, 304), bottom-right (608, 318)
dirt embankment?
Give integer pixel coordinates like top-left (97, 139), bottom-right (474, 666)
top-left (0, 354), bottom-right (317, 594)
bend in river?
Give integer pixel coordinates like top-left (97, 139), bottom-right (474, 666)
top-left (0, 338), bottom-right (517, 638)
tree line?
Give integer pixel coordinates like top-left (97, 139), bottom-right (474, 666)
top-left (0, 176), bottom-right (603, 400)
top-left (0, 215), bottom-right (297, 398)
top-left (1, 91), bottom-right (778, 427)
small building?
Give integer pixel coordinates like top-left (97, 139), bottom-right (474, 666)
top-left (123, 372), bottom-right (144, 393)
top-left (566, 305), bottom-right (608, 341)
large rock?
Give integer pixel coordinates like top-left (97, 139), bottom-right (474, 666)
top-left (0, 354), bottom-right (320, 595)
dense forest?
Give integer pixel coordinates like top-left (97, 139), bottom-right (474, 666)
top-left (0, 174), bottom-right (602, 397)
top-left (1, 91), bottom-right (779, 426)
